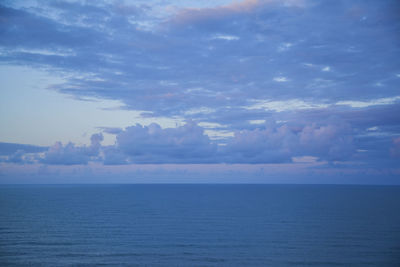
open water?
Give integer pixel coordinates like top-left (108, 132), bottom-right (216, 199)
top-left (1, 184), bottom-right (399, 266)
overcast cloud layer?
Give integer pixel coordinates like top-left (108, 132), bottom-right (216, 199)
top-left (0, 0), bottom-right (399, 183)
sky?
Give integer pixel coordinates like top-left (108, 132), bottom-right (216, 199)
top-left (0, 0), bottom-right (399, 184)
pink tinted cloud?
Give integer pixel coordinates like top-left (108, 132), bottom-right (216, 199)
top-left (390, 137), bottom-right (400, 157)
top-left (167, 0), bottom-right (305, 26)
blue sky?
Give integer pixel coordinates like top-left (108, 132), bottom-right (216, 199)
top-left (0, 0), bottom-right (399, 184)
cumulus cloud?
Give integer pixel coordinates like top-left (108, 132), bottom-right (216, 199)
top-left (41, 142), bottom-right (90, 165)
top-left (0, 143), bottom-right (47, 164)
top-left (87, 133), bottom-right (103, 156)
top-left (223, 121), bottom-right (355, 163)
top-left (102, 146), bottom-right (129, 165)
top-left (298, 123), bottom-right (354, 161)
top-left (115, 121), bottom-right (217, 163)
top-left (223, 125), bottom-right (295, 163)
top-left (0, 150), bottom-right (35, 164)
top-left (97, 121), bottom-right (355, 164)
top-left (41, 133), bottom-right (103, 165)
top-left (0, 120), bottom-right (392, 166)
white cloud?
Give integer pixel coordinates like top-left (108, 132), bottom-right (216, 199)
top-left (184, 107), bottom-right (216, 115)
top-left (159, 80), bottom-right (179, 86)
top-left (322, 66), bottom-right (331, 72)
top-left (292, 156), bottom-right (318, 163)
top-left (245, 99), bottom-right (328, 112)
top-left (211, 34), bottom-right (240, 41)
top-left (336, 96), bottom-right (400, 108)
top-left (249, 120), bottom-right (265, 124)
top-left (273, 76), bottom-right (289, 82)
top-left (13, 48), bottom-right (76, 57)
top-left (278, 42), bottom-right (293, 52)
top-left (198, 122), bottom-right (225, 128)
top-left (204, 129), bottom-right (234, 140)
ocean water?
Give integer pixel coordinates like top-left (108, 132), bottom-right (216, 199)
top-left (0, 184), bottom-right (399, 266)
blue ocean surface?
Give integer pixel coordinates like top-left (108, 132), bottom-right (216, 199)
top-left (0, 184), bottom-right (399, 266)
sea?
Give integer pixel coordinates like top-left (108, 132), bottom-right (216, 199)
top-left (0, 184), bottom-right (399, 266)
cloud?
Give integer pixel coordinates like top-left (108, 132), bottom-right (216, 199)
top-left (336, 96), bottom-right (400, 108)
top-left (2, 0), bottom-right (399, 124)
top-left (0, 149), bottom-right (36, 164)
top-left (41, 133), bottom-right (103, 165)
top-left (0, 143), bottom-right (47, 164)
top-left (297, 122), bottom-right (354, 161)
top-left (97, 127), bottom-right (123, 135)
top-left (0, 142), bottom-right (47, 156)
top-left (102, 146), bottom-right (128, 165)
top-left (167, 0), bottom-right (261, 26)
top-left (245, 99), bottom-right (328, 112)
top-left (390, 137), bottom-right (400, 157)
top-left (223, 125), bottom-right (295, 163)
top-left (41, 142), bottom-right (90, 165)
top-left (1, 0), bottom-right (400, 172)
top-left (322, 66), bottom-right (331, 72)
top-left (1, 118), bottom-right (397, 167)
top-left (115, 121), bottom-right (217, 163)
top-left (0, 4), bottom-right (100, 50)
top-left (5, 150), bottom-right (26, 164)
top-left (167, 0), bottom-right (307, 27)
top-left (273, 77), bottom-right (289, 82)
top-left (97, 120), bottom-right (356, 164)
top-left (223, 120), bottom-right (354, 163)
top-left (211, 34), bottom-right (240, 41)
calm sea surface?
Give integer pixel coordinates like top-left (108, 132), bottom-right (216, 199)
top-left (0, 184), bottom-right (399, 266)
